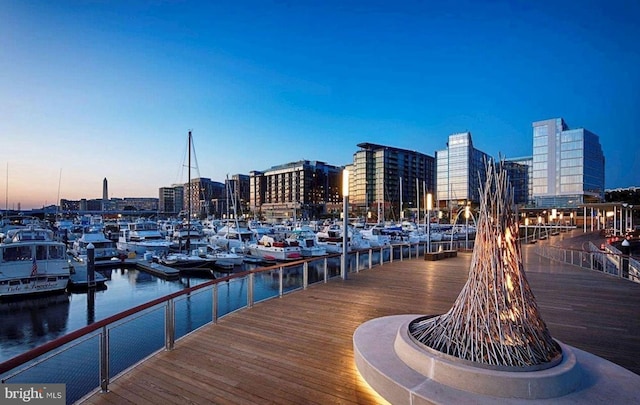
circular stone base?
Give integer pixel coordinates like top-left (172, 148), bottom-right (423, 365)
top-left (353, 315), bottom-right (640, 405)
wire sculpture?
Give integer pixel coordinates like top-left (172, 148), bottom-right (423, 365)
top-left (409, 162), bottom-right (561, 368)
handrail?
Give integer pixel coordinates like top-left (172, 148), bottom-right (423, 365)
top-left (536, 243), bottom-right (639, 283)
top-left (0, 242), bottom-right (456, 401)
top-left (0, 255), bottom-right (338, 376)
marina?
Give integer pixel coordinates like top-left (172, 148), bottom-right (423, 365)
top-left (0, 253), bottom-right (353, 365)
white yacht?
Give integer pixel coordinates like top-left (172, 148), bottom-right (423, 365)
top-left (209, 224), bottom-right (257, 254)
top-left (117, 219), bottom-right (172, 255)
top-left (0, 226), bottom-right (71, 297)
top-left (70, 230), bottom-right (119, 261)
top-left (287, 226), bottom-right (327, 257)
top-left (247, 235), bottom-right (303, 262)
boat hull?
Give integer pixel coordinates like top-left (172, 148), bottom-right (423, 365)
top-left (247, 245), bottom-right (302, 262)
top-left (0, 275), bottom-right (69, 297)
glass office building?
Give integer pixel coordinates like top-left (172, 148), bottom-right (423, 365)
top-left (502, 156), bottom-right (533, 206)
top-left (435, 132), bottom-right (491, 209)
top-left (532, 118), bottom-right (605, 208)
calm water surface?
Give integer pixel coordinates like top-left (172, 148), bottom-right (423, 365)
top-left (0, 263), bottom-right (273, 363)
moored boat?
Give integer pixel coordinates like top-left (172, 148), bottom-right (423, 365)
top-left (247, 235), bottom-right (302, 262)
top-left (117, 219), bottom-right (172, 255)
top-left (0, 226), bottom-right (72, 298)
top-left (70, 230), bottom-right (119, 261)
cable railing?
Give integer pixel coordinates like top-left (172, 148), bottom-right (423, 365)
top-left (1, 240), bottom-right (459, 404)
top-left (536, 242), bottom-right (640, 284)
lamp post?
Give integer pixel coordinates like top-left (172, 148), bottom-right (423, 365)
top-left (427, 193), bottom-right (433, 253)
top-left (342, 169), bottom-right (349, 280)
top-left (465, 205), bottom-right (470, 250)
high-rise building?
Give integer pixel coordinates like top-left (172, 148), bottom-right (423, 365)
top-left (184, 177), bottom-right (225, 218)
top-left (435, 132), bottom-right (491, 211)
top-left (502, 157), bottom-right (533, 206)
top-left (349, 143), bottom-right (435, 223)
top-left (159, 185), bottom-right (184, 216)
top-left (250, 160), bottom-right (343, 221)
top-left (532, 118), bottom-right (605, 208)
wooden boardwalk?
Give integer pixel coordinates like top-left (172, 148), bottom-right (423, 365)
top-left (82, 242), bottom-right (640, 405)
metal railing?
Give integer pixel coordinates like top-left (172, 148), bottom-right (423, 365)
top-left (1, 240), bottom-right (459, 404)
top-left (536, 243), bottom-right (640, 283)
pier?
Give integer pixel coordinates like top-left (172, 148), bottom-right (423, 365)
top-left (79, 235), bottom-right (640, 404)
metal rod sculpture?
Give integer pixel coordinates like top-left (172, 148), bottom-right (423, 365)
top-left (410, 162), bottom-right (561, 367)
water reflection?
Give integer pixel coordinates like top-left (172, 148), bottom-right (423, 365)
top-left (0, 254), bottom-right (369, 364)
top-left (0, 294), bottom-right (70, 359)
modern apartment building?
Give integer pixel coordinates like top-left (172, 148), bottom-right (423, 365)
top-left (532, 118), bottom-right (605, 208)
top-left (183, 177), bottom-right (225, 218)
top-left (249, 160), bottom-right (343, 221)
top-left (348, 143), bottom-right (435, 223)
top-left (159, 185), bottom-right (184, 216)
top-left (435, 132), bottom-right (491, 212)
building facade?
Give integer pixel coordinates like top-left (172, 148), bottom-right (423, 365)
top-left (532, 118), bottom-right (605, 208)
top-left (349, 143), bottom-right (435, 223)
top-left (183, 177), bottom-right (225, 218)
top-left (502, 156), bottom-right (533, 206)
top-left (159, 185), bottom-right (184, 216)
top-left (250, 160), bottom-right (343, 221)
top-left (435, 132), bottom-right (491, 214)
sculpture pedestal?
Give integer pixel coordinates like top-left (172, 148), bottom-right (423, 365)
top-left (354, 315), bottom-right (640, 404)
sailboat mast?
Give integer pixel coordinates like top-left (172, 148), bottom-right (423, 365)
top-left (186, 130), bottom-right (192, 252)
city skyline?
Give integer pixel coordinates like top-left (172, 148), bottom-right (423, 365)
top-left (2, 1), bottom-right (639, 209)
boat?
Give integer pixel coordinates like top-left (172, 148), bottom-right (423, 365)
top-left (359, 226), bottom-right (391, 247)
top-left (208, 224), bottom-right (257, 254)
top-left (316, 224), bottom-right (370, 252)
top-left (0, 226), bottom-right (72, 298)
top-left (156, 250), bottom-right (217, 269)
top-left (206, 245), bottom-right (244, 269)
top-left (117, 219), bottom-right (172, 255)
top-left (286, 226), bottom-right (327, 257)
top-left (247, 235), bottom-right (303, 262)
top-left (169, 222), bottom-right (209, 252)
top-left (70, 230), bottom-right (119, 261)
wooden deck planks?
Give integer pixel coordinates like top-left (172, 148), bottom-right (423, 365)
top-left (82, 245), bottom-right (640, 405)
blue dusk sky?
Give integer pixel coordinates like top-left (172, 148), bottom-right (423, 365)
top-left (1, 0), bottom-right (639, 209)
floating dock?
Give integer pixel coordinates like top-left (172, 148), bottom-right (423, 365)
top-left (68, 263), bottom-right (108, 290)
top-left (134, 259), bottom-right (180, 279)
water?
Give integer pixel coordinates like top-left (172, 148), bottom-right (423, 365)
top-left (0, 262), bottom-right (284, 364)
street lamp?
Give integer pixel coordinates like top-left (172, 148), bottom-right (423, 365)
top-left (426, 193), bottom-right (433, 253)
top-left (465, 204), bottom-right (470, 250)
top-left (342, 169), bottom-right (349, 280)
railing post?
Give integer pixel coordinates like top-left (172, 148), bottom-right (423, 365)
top-left (356, 251), bottom-right (360, 273)
top-left (99, 326), bottom-right (109, 393)
top-left (279, 266), bottom-right (284, 297)
top-left (165, 300), bottom-right (175, 351)
top-left (303, 261), bottom-right (309, 288)
top-left (390, 245), bottom-right (394, 263)
top-left (323, 257), bottom-right (328, 283)
top-left (212, 284), bottom-right (219, 324)
top-left (369, 248), bottom-right (373, 269)
top-left (248, 272), bottom-right (255, 307)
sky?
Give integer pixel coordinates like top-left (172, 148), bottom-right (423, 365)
top-left (1, 0), bottom-right (639, 209)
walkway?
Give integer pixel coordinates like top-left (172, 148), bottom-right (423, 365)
top-left (81, 235), bottom-right (640, 404)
